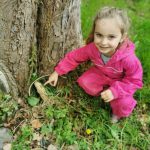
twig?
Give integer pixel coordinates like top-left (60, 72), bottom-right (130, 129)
top-left (28, 74), bottom-right (49, 96)
top-left (13, 120), bottom-right (25, 134)
top-left (60, 143), bottom-right (65, 150)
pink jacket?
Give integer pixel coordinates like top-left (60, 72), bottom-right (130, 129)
top-left (55, 40), bottom-right (143, 99)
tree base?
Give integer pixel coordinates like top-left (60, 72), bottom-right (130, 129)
top-left (0, 61), bottom-right (18, 98)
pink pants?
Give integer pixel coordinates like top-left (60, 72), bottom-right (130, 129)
top-left (77, 67), bottom-right (136, 118)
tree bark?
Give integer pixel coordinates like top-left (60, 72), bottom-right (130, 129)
top-left (0, 0), bottom-right (37, 96)
top-left (0, 0), bottom-right (82, 96)
top-left (37, 0), bottom-right (82, 75)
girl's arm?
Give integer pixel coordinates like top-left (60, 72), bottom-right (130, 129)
top-left (109, 56), bottom-right (143, 99)
top-left (45, 43), bottom-right (95, 86)
top-left (54, 43), bottom-right (94, 75)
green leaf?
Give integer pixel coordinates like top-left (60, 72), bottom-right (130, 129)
top-left (41, 124), bottom-right (53, 135)
top-left (54, 108), bottom-right (67, 119)
top-left (27, 96), bottom-right (40, 106)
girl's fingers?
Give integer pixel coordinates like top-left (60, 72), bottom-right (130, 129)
top-left (101, 93), bottom-right (105, 99)
top-left (53, 80), bottom-right (57, 86)
top-left (101, 94), bottom-right (108, 99)
top-left (101, 94), bottom-right (111, 102)
top-left (44, 81), bottom-right (49, 86)
top-left (105, 99), bottom-right (110, 102)
top-left (104, 98), bottom-right (109, 102)
top-left (44, 80), bottom-right (53, 86)
top-left (101, 92), bottom-right (108, 97)
top-left (51, 81), bottom-right (56, 86)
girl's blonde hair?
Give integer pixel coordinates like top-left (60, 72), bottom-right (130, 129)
top-left (86, 6), bottom-right (130, 44)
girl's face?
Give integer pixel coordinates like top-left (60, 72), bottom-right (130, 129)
top-left (94, 18), bottom-right (125, 57)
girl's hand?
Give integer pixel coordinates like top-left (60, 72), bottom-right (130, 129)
top-left (44, 71), bottom-right (59, 86)
top-left (101, 89), bottom-right (114, 102)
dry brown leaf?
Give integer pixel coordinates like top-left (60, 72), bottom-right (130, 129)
top-left (31, 119), bottom-right (42, 129)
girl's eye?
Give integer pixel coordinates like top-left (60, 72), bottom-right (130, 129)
top-left (95, 33), bottom-right (102, 37)
top-left (108, 35), bottom-right (115, 39)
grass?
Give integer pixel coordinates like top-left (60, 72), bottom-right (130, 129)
top-left (10, 73), bottom-right (149, 149)
top-left (1, 0), bottom-right (150, 149)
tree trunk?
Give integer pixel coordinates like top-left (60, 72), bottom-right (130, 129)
top-left (0, 0), bottom-right (38, 96)
top-left (37, 0), bottom-right (82, 75)
top-left (0, 0), bottom-right (82, 96)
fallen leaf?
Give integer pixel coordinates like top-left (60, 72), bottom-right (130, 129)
top-left (31, 119), bottom-right (42, 129)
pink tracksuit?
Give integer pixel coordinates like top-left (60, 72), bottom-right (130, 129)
top-left (55, 39), bottom-right (143, 118)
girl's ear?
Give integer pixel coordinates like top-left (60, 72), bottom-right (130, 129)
top-left (120, 32), bottom-right (127, 43)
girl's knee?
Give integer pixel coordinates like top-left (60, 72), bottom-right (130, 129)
top-left (77, 77), bottom-right (102, 96)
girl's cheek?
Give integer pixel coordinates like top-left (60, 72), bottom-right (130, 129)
top-left (94, 37), bottom-right (101, 43)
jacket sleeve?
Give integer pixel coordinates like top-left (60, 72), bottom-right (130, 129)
top-left (109, 56), bottom-right (143, 99)
top-left (55, 43), bottom-right (93, 75)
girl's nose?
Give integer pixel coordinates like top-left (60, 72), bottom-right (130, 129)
top-left (100, 38), bottom-right (108, 45)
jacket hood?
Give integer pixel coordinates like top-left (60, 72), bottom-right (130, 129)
top-left (108, 39), bottom-right (135, 64)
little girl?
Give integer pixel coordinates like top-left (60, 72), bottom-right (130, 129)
top-left (45, 7), bottom-right (143, 123)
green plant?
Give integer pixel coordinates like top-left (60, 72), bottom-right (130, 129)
top-left (12, 126), bottom-right (33, 150)
top-left (0, 94), bottom-right (18, 126)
